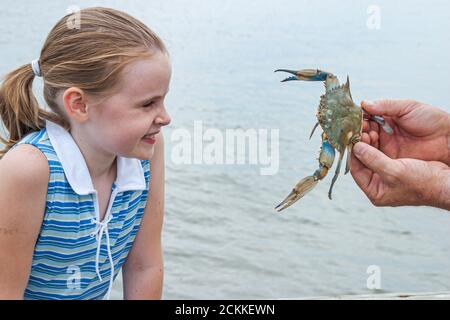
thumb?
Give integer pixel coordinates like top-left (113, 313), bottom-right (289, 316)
top-left (352, 142), bottom-right (398, 176)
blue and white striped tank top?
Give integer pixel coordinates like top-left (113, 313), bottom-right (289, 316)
top-left (13, 120), bottom-right (150, 300)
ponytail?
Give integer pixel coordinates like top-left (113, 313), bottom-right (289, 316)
top-left (0, 62), bottom-right (60, 158)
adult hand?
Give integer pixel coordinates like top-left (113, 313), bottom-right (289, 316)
top-left (350, 99), bottom-right (450, 210)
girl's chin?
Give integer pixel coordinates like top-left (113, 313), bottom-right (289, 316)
top-left (119, 149), bottom-right (153, 161)
top-left (138, 146), bottom-right (155, 160)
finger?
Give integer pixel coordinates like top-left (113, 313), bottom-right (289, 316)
top-left (350, 152), bottom-right (373, 191)
top-left (369, 120), bottom-right (380, 134)
top-left (352, 142), bottom-right (398, 176)
top-left (361, 132), bottom-right (370, 144)
top-left (362, 120), bottom-right (369, 132)
top-left (362, 99), bottom-right (416, 117)
top-left (369, 130), bottom-right (379, 149)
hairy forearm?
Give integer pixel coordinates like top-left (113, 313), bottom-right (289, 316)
top-left (428, 168), bottom-right (450, 211)
top-left (446, 112), bottom-right (450, 166)
top-left (123, 265), bottom-right (164, 300)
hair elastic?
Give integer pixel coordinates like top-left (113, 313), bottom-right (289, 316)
top-left (31, 58), bottom-right (42, 77)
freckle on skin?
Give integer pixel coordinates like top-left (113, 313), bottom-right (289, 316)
top-left (0, 227), bottom-right (19, 235)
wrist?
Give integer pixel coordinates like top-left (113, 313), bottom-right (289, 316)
top-left (427, 168), bottom-right (450, 210)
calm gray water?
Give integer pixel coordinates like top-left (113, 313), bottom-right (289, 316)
top-left (1, 0), bottom-right (449, 299)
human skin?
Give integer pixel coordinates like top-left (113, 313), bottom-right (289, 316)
top-left (0, 50), bottom-right (172, 299)
top-left (350, 99), bottom-right (450, 210)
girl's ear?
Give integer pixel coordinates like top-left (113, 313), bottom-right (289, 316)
top-left (62, 87), bottom-right (89, 123)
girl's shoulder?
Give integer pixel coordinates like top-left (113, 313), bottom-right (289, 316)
top-left (0, 143), bottom-right (50, 191)
top-left (1, 126), bottom-right (50, 196)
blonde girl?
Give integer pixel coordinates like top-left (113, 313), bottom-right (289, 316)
top-left (0, 7), bottom-right (171, 299)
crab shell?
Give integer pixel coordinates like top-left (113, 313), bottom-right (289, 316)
top-left (316, 76), bottom-right (362, 153)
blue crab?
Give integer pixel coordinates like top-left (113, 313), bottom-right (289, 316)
top-left (274, 69), bottom-right (393, 212)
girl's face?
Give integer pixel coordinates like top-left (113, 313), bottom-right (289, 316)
top-left (85, 51), bottom-right (172, 160)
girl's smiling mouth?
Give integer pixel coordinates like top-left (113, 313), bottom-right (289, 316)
top-left (142, 131), bottom-right (160, 144)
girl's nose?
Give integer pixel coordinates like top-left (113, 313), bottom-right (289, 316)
top-left (155, 107), bottom-right (171, 126)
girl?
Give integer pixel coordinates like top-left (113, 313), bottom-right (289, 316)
top-left (0, 7), bottom-right (171, 299)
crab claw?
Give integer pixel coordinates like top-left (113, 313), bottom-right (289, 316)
top-left (274, 69), bottom-right (331, 82)
top-left (371, 115), bottom-right (394, 135)
top-left (275, 176), bottom-right (318, 212)
top-left (275, 137), bottom-right (335, 212)
top-left (362, 110), bottom-right (394, 135)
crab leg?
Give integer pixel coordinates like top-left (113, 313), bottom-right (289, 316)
top-left (309, 122), bottom-right (319, 139)
top-left (345, 134), bottom-right (361, 175)
top-left (363, 110), bottom-right (393, 134)
top-left (345, 144), bottom-right (352, 175)
top-left (275, 133), bottom-right (335, 212)
top-left (274, 69), bottom-right (331, 82)
top-left (328, 150), bottom-right (345, 200)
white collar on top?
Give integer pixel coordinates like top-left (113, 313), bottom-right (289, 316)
top-left (45, 120), bottom-right (147, 195)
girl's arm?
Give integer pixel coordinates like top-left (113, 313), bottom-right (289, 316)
top-left (0, 145), bottom-right (48, 299)
top-left (122, 133), bottom-right (166, 299)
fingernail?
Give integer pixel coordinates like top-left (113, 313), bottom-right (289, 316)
top-left (353, 142), bottom-right (365, 157)
top-left (362, 100), bottom-right (374, 107)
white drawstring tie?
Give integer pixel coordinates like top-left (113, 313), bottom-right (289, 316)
top-left (91, 214), bottom-right (114, 300)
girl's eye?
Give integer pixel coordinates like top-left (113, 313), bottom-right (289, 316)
top-left (143, 101), bottom-right (155, 108)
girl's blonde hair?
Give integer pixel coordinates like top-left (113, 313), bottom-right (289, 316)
top-left (0, 7), bottom-right (167, 158)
